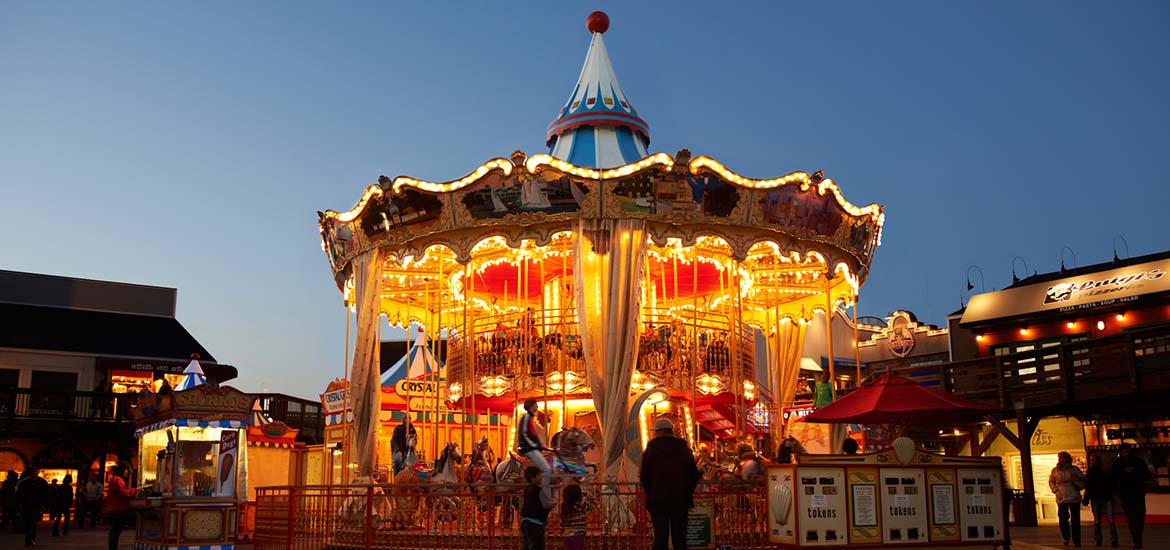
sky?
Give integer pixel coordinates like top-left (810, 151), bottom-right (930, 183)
top-left (2, 2), bottom-right (1168, 398)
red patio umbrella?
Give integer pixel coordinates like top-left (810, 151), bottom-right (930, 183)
top-left (802, 373), bottom-right (997, 425)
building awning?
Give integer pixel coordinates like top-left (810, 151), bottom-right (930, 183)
top-left (962, 255), bottom-right (1170, 327)
top-left (0, 302), bottom-right (236, 382)
top-left (134, 418), bottom-right (249, 437)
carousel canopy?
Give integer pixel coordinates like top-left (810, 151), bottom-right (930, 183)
top-left (547, 11), bottom-right (650, 169)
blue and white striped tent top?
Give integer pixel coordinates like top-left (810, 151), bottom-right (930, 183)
top-left (380, 325), bottom-right (444, 389)
top-left (546, 21), bottom-right (650, 169)
top-left (176, 356), bottom-right (207, 391)
top-left (134, 418), bottom-right (248, 437)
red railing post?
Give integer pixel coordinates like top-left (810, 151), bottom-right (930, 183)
top-left (488, 485), bottom-right (495, 550)
top-left (365, 485), bottom-right (374, 549)
top-left (286, 487), bottom-right (296, 550)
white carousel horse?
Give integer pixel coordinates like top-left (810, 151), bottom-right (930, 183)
top-left (494, 452), bottom-right (525, 529)
top-left (390, 441), bottom-right (463, 529)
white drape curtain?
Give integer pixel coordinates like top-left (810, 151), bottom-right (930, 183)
top-left (773, 318), bottom-right (807, 437)
top-left (574, 219), bottom-right (647, 481)
top-left (350, 249), bottom-right (382, 479)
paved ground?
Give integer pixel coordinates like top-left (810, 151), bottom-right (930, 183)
top-left (2, 521), bottom-right (1167, 549)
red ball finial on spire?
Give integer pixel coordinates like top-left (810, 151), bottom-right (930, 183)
top-left (191, 353), bottom-right (200, 360)
top-left (587, 11), bottom-right (610, 34)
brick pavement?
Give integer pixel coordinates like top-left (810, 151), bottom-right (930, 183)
top-left (2, 519), bottom-right (1167, 549)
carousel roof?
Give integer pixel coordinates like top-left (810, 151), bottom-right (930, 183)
top-left (547, 11), bottom-right (650, 169)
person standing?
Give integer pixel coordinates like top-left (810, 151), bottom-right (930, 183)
top-left (1048, 451), bottom-right (1087, 547)
top-left (560, 483), bottom-right (590, 550)
top-left (640, 418), bottom-right (700, 550)
top-left (516, 398), bottom-right (551, 482)
top-left (50, 474), bottom-right (72, 536)
top-left (1083, 454), bottom-right (1118, 548)
top-left (519, 466), bottom-right (553, 550)
top-left (16, 469), bottom-right (49, 547)
top-left (104, 465), bottom-right (137, 550)
top-left (390, 415), bottom-right (417, 475)
top-left (1111, 444), bottom-right (1150, 549)
top-left (813, 371), bottom-right (834, 409)
top-left (1, 470), bottom-right (18, 530)
top-left (76, 475), bottom-right (103, 529)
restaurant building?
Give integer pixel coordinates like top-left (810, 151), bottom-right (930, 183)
top-left (0, 269), bottom-right (237, 484)
top-left (949, 249), bottom-right (1170, 522)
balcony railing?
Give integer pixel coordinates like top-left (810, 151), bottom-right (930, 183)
top-left (892, 324), bottom-right (1170, 411)
top-left (0, 388), bottom-right (136, 422)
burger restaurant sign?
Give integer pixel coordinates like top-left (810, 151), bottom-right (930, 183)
top-left (962, 258), bottom-right (1170, 325)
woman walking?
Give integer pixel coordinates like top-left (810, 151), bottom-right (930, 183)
top-left (1048, 451), bottom-right (1087, 547)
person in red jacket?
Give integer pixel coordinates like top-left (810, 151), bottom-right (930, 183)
top-left (103, 465), bottom-right (137, 550)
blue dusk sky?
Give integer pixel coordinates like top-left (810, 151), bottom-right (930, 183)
top-left (2, 2), bottom-right (1167, 398)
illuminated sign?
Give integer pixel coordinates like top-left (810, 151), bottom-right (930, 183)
top-left (1044, 269), bottom-right (1165, 305)
top-left (887, 327), bottom-right (915, 358)
top-left (395, 379), bottom-right (443, 396)
top-left (320, 378), bottom-right (350, 414)
top-left (962, 258), bottom-right (1170, 325)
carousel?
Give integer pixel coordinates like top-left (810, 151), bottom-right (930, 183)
top-left (316, 11), bottom-right (883, 487)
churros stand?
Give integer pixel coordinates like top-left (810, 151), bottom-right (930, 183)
top-left (132, 382), bottom-right (254, 550)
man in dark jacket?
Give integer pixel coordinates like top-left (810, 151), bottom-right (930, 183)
top-left (1084, 454), bottom-right (1118, 548)
top-left (640, 418), bottom-right (699, 550)
top-left (1112, 444), bottom-right (1150, 549)
top-left (16, 469), bottom-right (49, 547)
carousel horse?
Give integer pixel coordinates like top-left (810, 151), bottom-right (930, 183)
top-left (548, 426), bottom-right (596, 478)
top-left (494, 452), bottom-right (525, 529)
top-left (390, 442), bottom-right (463, 529)
top-left (463, 435), bottom-right (496, 484)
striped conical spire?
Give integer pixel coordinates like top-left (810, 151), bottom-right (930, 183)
top-left (176, 353), bottom-right (207, 391)
top-left (546, 11), bottom-right (650, 169)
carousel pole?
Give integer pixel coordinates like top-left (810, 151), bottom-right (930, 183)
top-left (732, 261), bottom-right (745, 440)
top-left (374, 315), bottom-right (382, 482)
top-left (426, 279), bottom-right (436, 461)
top-left (435, 260), bottom-right (443, 455)
top-left (691, 259), bottom-right (699, 451)
top-left (343, 299), bottom-right (351, 485)
top-left (560, 243), bottom-right (567, 421)
top-left (773, 304), bottom-right (783, 443)
top-left (823, 272), bottom-right (837, 399)
top-left (853, 297), bottom-right (862, 387)
top-left (673, 252), bottom-right (680, 373)
top-left (535, 251), bottom-right (548, 433)
top-left (466, 264), bottom-right (475, 447)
